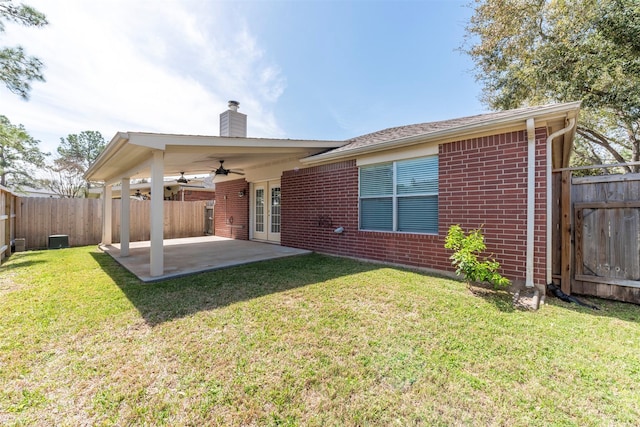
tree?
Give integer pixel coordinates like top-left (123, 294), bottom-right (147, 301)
top-left (41, 167), bottom-right (85, 198)
top-left (463, 0), bottom-right (640, 172)
top-left (0, 115), bottom-right (47, 187)
top-left (54, 130), bottom-right (106, 196)
top-left (0, 0), bottom-right (48, 99)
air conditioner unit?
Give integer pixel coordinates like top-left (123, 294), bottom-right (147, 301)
top-left (48, 234), bottom-right (69, 249)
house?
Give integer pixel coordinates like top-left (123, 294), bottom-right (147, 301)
top-left (85, 100), bottom-right (581, 290)
top-left (11, 186), bottom-right (61, 198)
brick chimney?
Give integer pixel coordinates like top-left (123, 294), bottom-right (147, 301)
top-left (220, 100), bottom-right (247, 137)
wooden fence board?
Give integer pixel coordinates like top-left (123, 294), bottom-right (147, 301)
top-left (16, 198), bottom-right (208, 250)
top-left (560, 171), bottom-right (572, 294)
top-left (552, 172), bottom-right (562, 278)
top-left (0, 187), bottom-right (17, 261)
top-left (564, 173), bottom-right (640, 303)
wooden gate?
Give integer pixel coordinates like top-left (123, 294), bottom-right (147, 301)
top-left (554, 171), bottom-right (640, 303)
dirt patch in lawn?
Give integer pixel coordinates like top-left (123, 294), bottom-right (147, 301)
top-left (467, 282), bottom-right (540, 310)
top-left (0, 271), bottom-right (24, 297)
top-left (511, 287), bottom-right (540, 310)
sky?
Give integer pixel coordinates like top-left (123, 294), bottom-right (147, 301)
top-left (0, 0), bottom-right (485, 157)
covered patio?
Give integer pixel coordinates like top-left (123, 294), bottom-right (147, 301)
top-left (84, 100), bottom-right (341, 279)
top-left (100, 236), bottom-right (311, 282)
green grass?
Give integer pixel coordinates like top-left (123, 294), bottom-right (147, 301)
top-left (1, 247), bottom-right (639, 426)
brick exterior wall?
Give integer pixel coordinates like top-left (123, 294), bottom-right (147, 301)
top-left (281, 128), bottom-right (549, 286)
top-left (174, 189), bottom-right (216, 202)
top-left (213, 179), bottom-right (249, 240)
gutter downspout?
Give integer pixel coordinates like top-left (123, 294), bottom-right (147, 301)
top-left (546, 118), bottom-right (576, 285)
top-left (526, 119), bottom-right (536, 288)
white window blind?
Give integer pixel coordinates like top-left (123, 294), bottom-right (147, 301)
top-left (359, 156), bottom-right (438, 234)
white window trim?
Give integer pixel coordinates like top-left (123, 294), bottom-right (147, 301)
top-left (356, 144), bottom-right (438, 167)
top-left (358, 156), bottom-right (438, 234)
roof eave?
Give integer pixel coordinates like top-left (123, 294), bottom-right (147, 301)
top-left (84, 132), bottom-right (130, 181)
top-left (300, 101), bottom-right (582, 166)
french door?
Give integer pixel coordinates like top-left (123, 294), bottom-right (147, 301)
top-left (253, 180), bottom-right (281, 243)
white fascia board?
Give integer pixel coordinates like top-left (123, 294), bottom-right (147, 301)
top-left (301, 101), bottom-right (582, 166)
top-left (128, 132), bottom-right (342, 149)
top-left (356, 144), bottom-right (439, 166)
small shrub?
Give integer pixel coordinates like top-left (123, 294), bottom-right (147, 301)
top-left (444, 224), bottom-right (510, 289)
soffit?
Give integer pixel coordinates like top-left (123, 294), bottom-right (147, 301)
top-left (85, 132), bottom-right (342, 183)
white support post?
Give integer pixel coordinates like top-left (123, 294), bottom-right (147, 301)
top-left (102, 185), bottom-right (113, 245)
top-left (525, 118), bottom-right (536, 288)
top-left (150, 150), bottom-right (164, 277)
top-left (120, 178), bottom-right (130, 257)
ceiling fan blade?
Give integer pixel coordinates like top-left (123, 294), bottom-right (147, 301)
top-left (229, 170), bottom-right (245, 175)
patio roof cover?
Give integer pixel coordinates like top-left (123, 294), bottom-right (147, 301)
top-left (85, 132), bottom-right (341, 185)
top-left (84, 131), bottom-right (342, 279)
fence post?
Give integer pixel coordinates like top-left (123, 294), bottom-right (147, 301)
top-left (561, 170), bottom-right (572, 294)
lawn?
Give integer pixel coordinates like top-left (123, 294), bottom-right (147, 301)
top-left (1, 247), bottom-right (639, 426)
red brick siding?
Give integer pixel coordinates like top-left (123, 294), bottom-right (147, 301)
top-left (282, 128), bottom-right (549, 286)
top-left (174, 190), bottom-right (215, 202)
top-left (282, 161), bottom-right (361, 257)
top-left (213, 179), bottom-right (249, 240)
top-left (439, 128), bottom-right (548, 285)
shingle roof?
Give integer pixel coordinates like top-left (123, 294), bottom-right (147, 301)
top-left (329, 104), bottom-right (560, 155)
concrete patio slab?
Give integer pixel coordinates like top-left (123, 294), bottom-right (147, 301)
top-left (99, 236), bottom-right (312, 282)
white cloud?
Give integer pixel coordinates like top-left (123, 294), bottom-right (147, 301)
top-left (0, 0), bottom-right (287, 154)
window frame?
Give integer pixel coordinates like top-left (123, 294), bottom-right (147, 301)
top-left (358, 155), bottom-right (438, 234)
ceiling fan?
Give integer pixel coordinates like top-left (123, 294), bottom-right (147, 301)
top-left (213, 160), bottom-right (244, 176)
top-left (177, 172), bottom-right (189, 184)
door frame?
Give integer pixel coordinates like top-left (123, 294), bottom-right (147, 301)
top-left (250, 179), bottom-right (281, 244)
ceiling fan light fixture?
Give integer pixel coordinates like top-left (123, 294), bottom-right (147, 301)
top-left (214, 160), bottom-right (229, 176)
top-left (177, 172), bottom-right (188, 183)
top-left (213, 160), bottom-right (245, 177)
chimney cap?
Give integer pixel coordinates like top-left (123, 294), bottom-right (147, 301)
top-left (228, 100), bottom-right (240, 111)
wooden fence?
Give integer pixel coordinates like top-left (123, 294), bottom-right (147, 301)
top-left (17, 198), bottom-right (102, 250)
top-left (15, 198), bottom-right (209, 250)
top-left (109, 200), bottom-right (208, 243)
top-left (553, 171), bottom-right (640, 303)
top-left (1, 186), bottom-right (18, 262)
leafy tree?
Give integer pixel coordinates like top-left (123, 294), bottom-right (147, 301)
top-left (0, 0), bottom-right (48, 99)
top-left (463, 0), bottom-right (640, 172)
top-left (54, 130), bottom-right (106, 196)
top-left (0, 114), bottom-right (47, 187)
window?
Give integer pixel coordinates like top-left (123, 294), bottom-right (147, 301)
top-left (270, 186), bottom-right (281, 233)
top-left (359, 156), bottom-right (438, 233)
top-left (255, 188), bottom-right (264, 233)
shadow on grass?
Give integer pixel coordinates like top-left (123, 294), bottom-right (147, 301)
top-left (466, 284), bottom-right (516, 313)
top-left (91, 251), bottom-right (381, 326)
top-left (89, 250), bottom-right (640, 325)
top-left (461, 281), bottom-right (640, 321)
top-left (543, 293), bottom-right (640, 322)
top-left (0, 254), bottom-right (47, 270)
